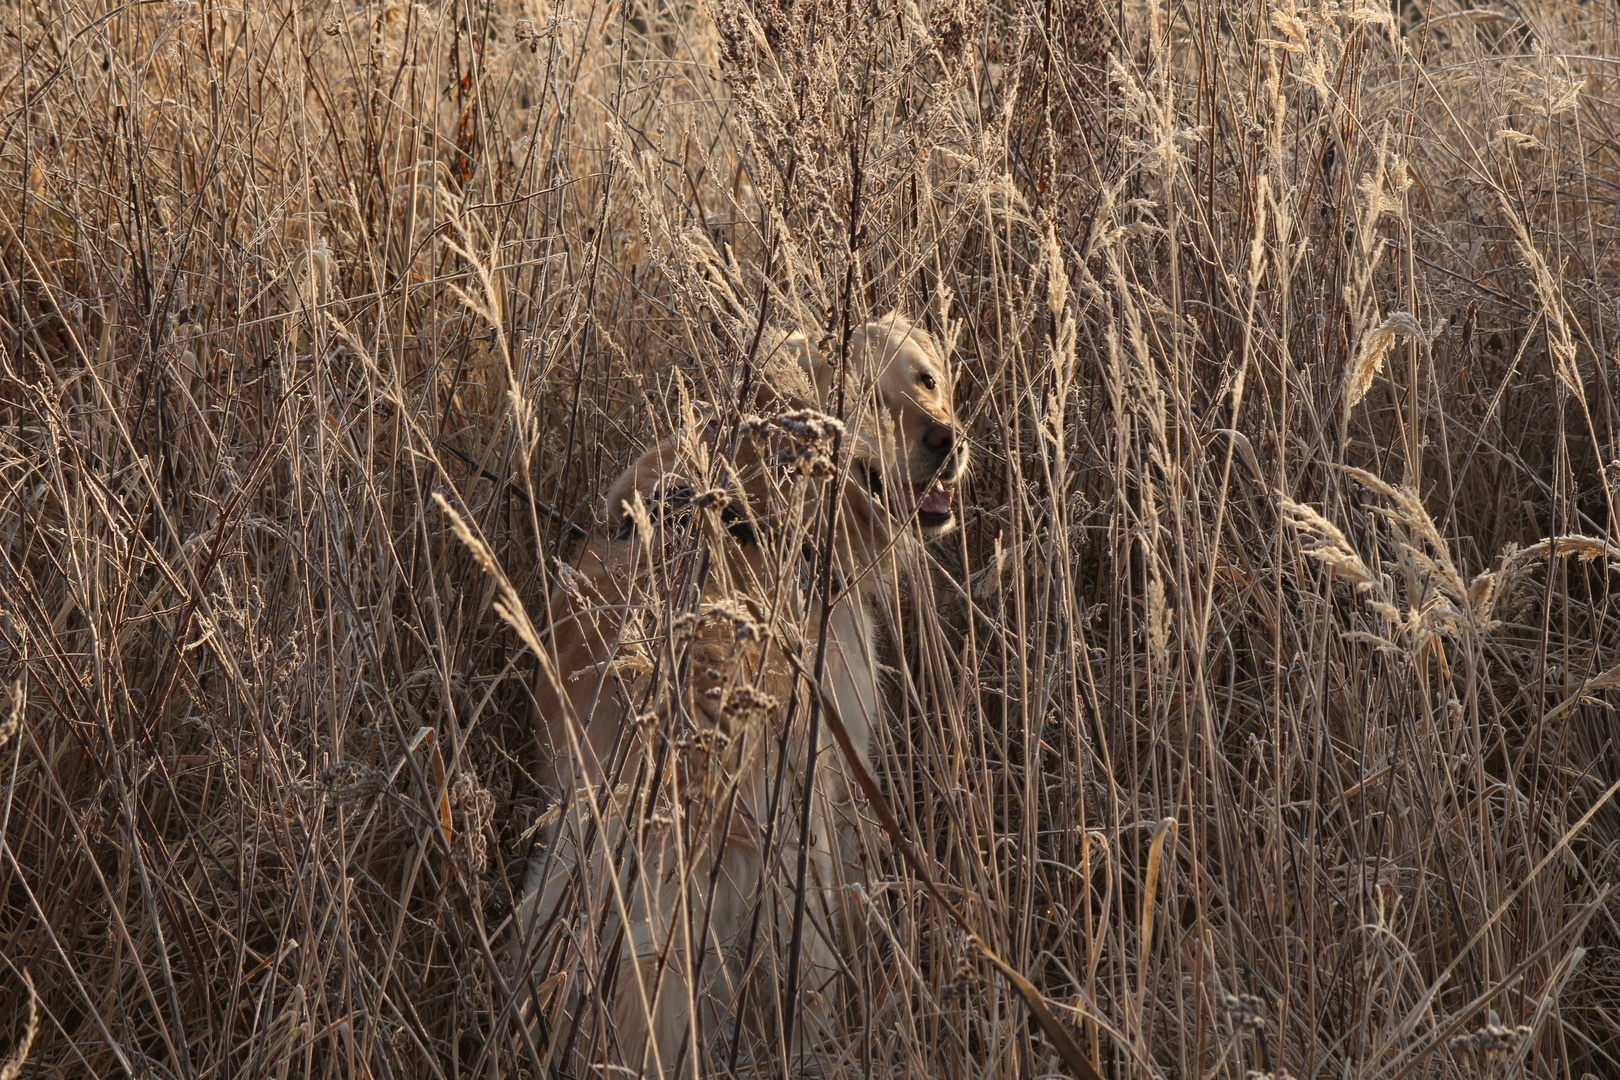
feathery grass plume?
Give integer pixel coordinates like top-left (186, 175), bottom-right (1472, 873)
top-left (1499, 194), bottom-right (1587, 405)
top-left (1343, 311), bottom-right (1442, 414)
top-left (1279, 496), bottom-right (1374, 587)
top-left (1506, 535), bottom-right (1620, 571)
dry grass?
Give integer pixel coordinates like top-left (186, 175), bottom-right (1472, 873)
top-left (2, 0), bottom-right (1618, 1075)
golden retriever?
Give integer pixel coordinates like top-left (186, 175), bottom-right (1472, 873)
top-left (513, 313), bottom-right (967, 1077)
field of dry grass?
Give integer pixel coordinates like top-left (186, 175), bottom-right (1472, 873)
top-left (3, 0), bottom-right (1619, 1075)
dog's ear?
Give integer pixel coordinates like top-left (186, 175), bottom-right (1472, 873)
top-left (847, 315), bottom-right (914, 376)
top-left (772, 331), bottom-right (836, 406)
top-left (873, 308), bottom-right (923, 337)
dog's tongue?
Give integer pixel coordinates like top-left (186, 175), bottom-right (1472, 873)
top-left (916, 482), bottom-right (953, 516)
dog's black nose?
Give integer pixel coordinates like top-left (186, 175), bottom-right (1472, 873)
top-left (923, 424), bottom-right (960, 455)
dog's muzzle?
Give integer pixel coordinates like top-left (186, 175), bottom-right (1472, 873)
top-left (921, 423), bottom-right (967, 484)
top-left (911, 424), bottom-right (966, 530)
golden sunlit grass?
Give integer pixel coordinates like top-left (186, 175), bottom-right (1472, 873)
top-left (1, 0), bottom-right (1617, 1076)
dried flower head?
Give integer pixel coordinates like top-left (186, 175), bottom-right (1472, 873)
top-left (771, 409), bottom-right (846, 444)
top-left (721, 683), bottom-right (779, 729)
top-left (701, 597), bottom-right (765, 642)
top-left (1224, 992), bottom-right (1269, 1031)
top-left (1448, 1020), bottom-right (1532, 1066)
top-left (676, 726), bottom-right (735, 754)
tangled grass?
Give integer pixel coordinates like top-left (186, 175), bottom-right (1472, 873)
top-left (1, 0), bottom-right (1618, 1075)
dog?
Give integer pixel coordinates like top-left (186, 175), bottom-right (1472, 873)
top-left (514, 313), bottom-right (967, 1077)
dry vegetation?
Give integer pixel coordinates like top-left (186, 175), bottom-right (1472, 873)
top-left (2, 0), bottom-right (1619, 1075)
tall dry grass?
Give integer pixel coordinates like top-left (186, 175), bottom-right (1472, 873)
top-left (1, 0), bottom-right (1617, 1075)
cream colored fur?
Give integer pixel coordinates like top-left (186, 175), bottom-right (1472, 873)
top-left (514, 314), bottom-right (966, 1077)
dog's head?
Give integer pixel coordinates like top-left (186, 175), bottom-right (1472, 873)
top-left (782, 313), bottom-right (968, 538)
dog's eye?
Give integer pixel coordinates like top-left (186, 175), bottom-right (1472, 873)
top-left (916, 371), bottom-right (937, 391)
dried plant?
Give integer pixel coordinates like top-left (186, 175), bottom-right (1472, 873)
top-left (1, 0), bottom-right (1617, 1076)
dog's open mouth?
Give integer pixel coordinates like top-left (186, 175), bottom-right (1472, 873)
top-left (857, 463), bottom-right (956, 531)
top-left (909, 479), bottom-right (954, 528)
